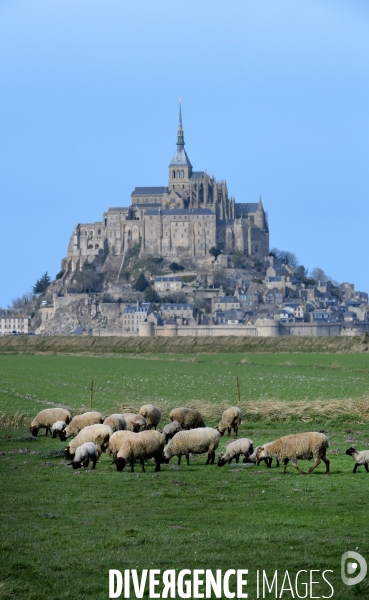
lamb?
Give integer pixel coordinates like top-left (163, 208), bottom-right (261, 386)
top-left (255, 432), bottom-right (330, 475)
top-left (108, 430), bottom-right (138, 458)
top-left (169, 407), bottom-right (206, 430)
top-left (163, 427), bottom-right (221, 465)
top-left (162, 421), bottom-right (182, 444)
top-left (68, 442), bottom-right (100, 470)
top-left (51, 421), bottom-right (67, 439)
top-left (60, 411), bottom-right (104, 440)
top-left (65, 424), bottom-right (113, 459)
top-left (113, 430), bottom-right (164, 472)
top-left (218, 438), bottom-right (253, 467)
top-left (345, 447), bottom-right (369, 473)
top-left (103, 414), bottom-right (127, 432)
top-left (123, 412), bottom-right (147, 433)
top-left (139, 404), bottom-right (161, 430)
top-left (245, 446), bottom-right (280, 469)
top-left (217, 406), bottom-right (242, 436)
top-left (29, 408), bottom-right (72, 437)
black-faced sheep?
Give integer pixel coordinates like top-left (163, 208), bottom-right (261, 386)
top-left (139, 404), bottom-right (161, 430)
top-left (162, 421), bottom-right (182, 444)
top-left (169, 407), bottom-right (206, 430)
top-left (123, 412), bottom-right (147, 433)
top-left (218, 438), bottom-right (253, 467)
top-left (255, 432), bottom-right (330, 475)
top-left (65, 424), bottom-right (113, 459)
top-left (345, 447), bottom-right (369, 473)
top-left (163, 428), bottom-right (221, 466)
top-left (103, 414), bottom-right (127, 432)
top-left (61, 411), bottom-right (104, 440)
top-left (51, 421), bottom-right (67, 439)
top-left (68, 442), bottom-right (100, 469)
top-left (108, 430), bottom-right (137, 458)
top-left (245, 446), bottom-right (280, 469)
top-left (29, 408), bottom-right (72, 437)
top-left (217, 406), bottom-right (242, 436)
top-left (113, 430), bottom-right (164, 472)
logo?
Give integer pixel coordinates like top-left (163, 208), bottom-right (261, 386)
top-left (341, 551), bottom-right (367, 586)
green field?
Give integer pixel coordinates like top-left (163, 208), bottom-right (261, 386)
top-left (1, 353), bottom-right (369, 599)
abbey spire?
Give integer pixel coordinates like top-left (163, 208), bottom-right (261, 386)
top-left (169, 100), bottom-right (192, 176)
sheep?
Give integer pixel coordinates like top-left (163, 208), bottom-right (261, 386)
top-left (163, 427), bottom-right (221, 466)
top-left (61, 411), bottom-right (104, 440)
top-left (123, 412), bottom-right (147, 433)
top-left (345, 447), bottom-right (369, 473)
top-left (162, 421), bottom-right (182, 444)
top-left (245, 446), bottom-right (280, 469)
top-left (169, 407), bottom-right (206, 430)
top-left (139, 404), bottom-right (161, 430)
top-left (68, 442), bottom-right (101, 470)
top-left (217, 406), bottom-right (242, 436)
top-left (113, 430), bottom-right (164, 472)
top-left (218, 438), bottom-right (253, 467)
top-left (65, 424), bottom-right (113, 459)
top-left (108, 430), bottom-right (138, 458)
top-left (103, 414), bottom-right (127, 432)
top-left (29, 408), bottom-right (72, 437)
top-left (51, 421), bottom-right (67, 439)
top-left (255, 432), bottom-right (330, 475)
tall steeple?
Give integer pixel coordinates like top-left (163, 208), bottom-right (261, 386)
top-left (177, 100), bottom-right (185, 146)
top-left (169, 99), bottom-right (192, 184)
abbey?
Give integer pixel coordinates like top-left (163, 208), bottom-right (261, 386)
top-left (66, 106), bottom-right (269, 272)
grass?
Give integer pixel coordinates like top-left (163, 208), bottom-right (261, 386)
top-left (1, 352), bottom-right (369, 598)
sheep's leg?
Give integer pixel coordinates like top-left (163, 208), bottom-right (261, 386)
top-left (307, 458), bottom-right (322, 474)
top-left (228, 427), bottom-right (231, 436)
top-left (292, 460), bottom-right (307, 474)
top-left (92, 456), bottom-right (97, 470)
top-left (153, 453), bottom-right (161, 472)
top-left (185, 454), bottom-right (190, 465)
top-left (266, 458), bottom-right (272, 468)
top-left (83, 459), bottom-right (89, 468)
top-left (206, 452), bottom-right (215, 465)
top-left (276, 459), bottom-right (280, 468)
top-left (234, 425), bottom-right (238, 436)
top-left (353, 464), bottom-right (358, 473)
top-left (283, 459), bottom-right (289, 474)
top-left (365, 463), bottom-right (369, 473)
top-left (235, 455), bottom-right (239, 464)
top-left (178, 455), bottom-right (182, 466)
top-left (321, 456), bottom-right (330, 475)
top-left (141, 460), bottom-right (146, 472)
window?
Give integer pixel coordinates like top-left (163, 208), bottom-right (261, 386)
top-left (181, 170), bottom-right (184, 178)
top-left (173, 170), bottom-right (175, 179)
top-left (177, 170), bottom-right (180, 178)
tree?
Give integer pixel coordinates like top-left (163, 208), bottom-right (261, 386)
top-left (209, 247), bottom-right (221, 261)
top-left (310, 267), bottom-right (328, 282)
top-left (143, 286), bottom-right (161, 303)
top-left (134, 273), bottom-right (149, 292)
top-left (232, 251), bottom-right (247, 269)
top-left (69, 265), bottom-right (103, 293)
top-left (169, 262), bottom-right (184, 272)
top-left (294, 265), bottom-right (308, 281)
top-left (269, 248), bottom-right (298, 269)
top-left (32, 272), bottom-right (51, 295)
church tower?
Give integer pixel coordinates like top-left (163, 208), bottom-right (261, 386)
top-left (168, 101), bottom-right (193, 190)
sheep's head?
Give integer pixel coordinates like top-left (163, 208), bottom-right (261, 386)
top-left (29, 426), bottom-right (39, 437)
top-left (162, 448), bottom-right (171, 464)
top-left (69, 461), bottom-right (81, 469)
top-left (345, 447), bottom-right (356, 456)
top-left (113, 457), bottom-right (126, 472)
top-left (255, 446), bottom-right (265, 462)
top-left (216, 422), bottom-right (226, 436)
top-left (59, 430), bottom-right (67, 441)
top-left (64, 446), bottom-right (73, 460)
top-left (101, 440), bottom-right (109, 453)
top-left (218, 456), bottom-right (227, 467)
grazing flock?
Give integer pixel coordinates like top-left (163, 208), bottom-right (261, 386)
top-left (28, 404), bottom-right (368, 474)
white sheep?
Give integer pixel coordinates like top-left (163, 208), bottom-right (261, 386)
top-left (103, 414), bottom-right (127, 432)
top-left (29, 408), bottom-right (72, 437)
top-left (246, 446), bottom-right (280, 469)
top-left (61, 411), bottom-right (104, 440)
top-left (123, 412), bottom-right (147, 433)
top-left (113, 430), bottom-right (164, 472)
top-left (162, 421), bottom-right (182, 444)
top-left (108, 430), bottom-right (138, 458)
top-left (169, 407), bottom-right (206, 430)
top-left (51, 421), bottom-right (67, 439)
top-left (217, 406), bottom-right (242, 436)
top-left (139, 404), bottom-right (161, 430)
top-left (345, 447), bottom-right (369, 473)
top-left (218, 438), bottom-right (253, 467)
top-left (65, 424), bottom-right (113, 459)
top-left (255, 432), bottom-right (330, 475)
top-left (68, 442), bottom-right (100, 469)
top-left (163, 427), bottom-right (221, 466)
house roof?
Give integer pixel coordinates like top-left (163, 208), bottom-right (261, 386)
top-left (132, 187), bottom-right (168, 196)
top-left (234, 203), bottom-right (259, 217)
top-left (145, 208), bottom-right (213, 216)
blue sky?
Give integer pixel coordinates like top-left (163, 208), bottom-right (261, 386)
top-left (1, 0), bottom-right (368, 307)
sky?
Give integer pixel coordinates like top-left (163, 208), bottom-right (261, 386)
top-left (1, 0), bottom-right (368, 307)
